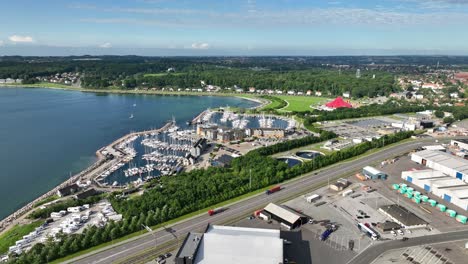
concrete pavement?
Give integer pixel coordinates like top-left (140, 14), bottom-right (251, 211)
top-left (348, 230), bottom-right (468, 264)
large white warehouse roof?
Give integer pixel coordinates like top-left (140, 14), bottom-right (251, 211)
top-left (194, 225), bottom-right (283, 264)
top-left (413, 150), bottom-right (468, 175)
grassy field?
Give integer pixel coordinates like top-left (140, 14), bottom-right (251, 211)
top-left (276, 95), bottom-right (327, 112)
top-left (0, 221), bottom-right (44, 254)
top-left (143, 73), bottom-right (184, 77)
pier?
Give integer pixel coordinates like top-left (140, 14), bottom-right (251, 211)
top-left (0, 121), bottom-right (175, 233)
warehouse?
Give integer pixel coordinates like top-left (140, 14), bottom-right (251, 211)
top-left (176, 225), bottom-right (284, 264)
top-left (378, 204), bottom-right (428, 229)
top-left (451, 139), bottom-right (468, 151)
top-left (411, 150), bottom-right (468, 181)
top-left (401, 169), bottom-right (468, 211)
top-left (263, 203), bottom-right (307, 229)
top-left (362, 166), bottom-right (388, 180)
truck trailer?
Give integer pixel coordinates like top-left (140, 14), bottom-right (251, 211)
top-left (265, 186), bottom-right (281, 195)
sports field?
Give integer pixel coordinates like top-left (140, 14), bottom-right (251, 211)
top-left (276, 95), bottom-right (328, 112)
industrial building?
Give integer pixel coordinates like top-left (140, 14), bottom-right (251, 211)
top-left (411, 150), bottom-right (468, 181)
top-left (263, 203), bottom-right (308, 229)
top-left (401, 169), bottom-right (468, 211)
top-left (175, 225), bottom-right (284, 264)
top-left (451, 139), bottom-right (468, 151)
top-left (378, 204), bottom-right (428, 229)
top-left (362, 166), bottom-right (388, 180)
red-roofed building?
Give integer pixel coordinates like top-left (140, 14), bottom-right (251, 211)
top-left (325, 97), bottom-right (352, 108)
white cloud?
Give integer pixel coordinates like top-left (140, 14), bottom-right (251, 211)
top-left (9, 35), bottom-right (34, 43)
top-left (99, 42), bottom-right (112, 48)
top-left (191, 42), bottom-right (210, 49)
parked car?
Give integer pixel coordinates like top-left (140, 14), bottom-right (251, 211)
top-left (397, 230), bottom-right (404, 235)
top-left (164, 253), bottom-right (172, 258)
top-left (390, 231), bottom-right (397, 237)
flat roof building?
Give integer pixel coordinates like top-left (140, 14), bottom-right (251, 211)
top-left (411, 150), bottom-right (468, 182)
top-left (451, 139), bottom-right (468, 151)
top-left (263, 203), bottom-right (307, 229)
top-left (362, 166), bottom-right (387, 180)
top-left (378, 204), bottom-right (428, 229)
top-left (176, 225), bottom-right (284, 264)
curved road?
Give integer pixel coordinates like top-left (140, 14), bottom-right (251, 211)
top-left (67, 139), bottom-right (439, 264)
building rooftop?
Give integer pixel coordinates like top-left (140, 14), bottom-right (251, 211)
top-left (264, 203), bottom-right (302, 225)
top-left (453, 139), bottom-right (468, 144)
top-left (176, 232), bottom-right (203, 260)
top-left (194, 225), bottom-right (283, 264)
top-left (413, 150), bottom-right (468, 175)
top-left (431, 178), bottom-right (468, 189)
top-left (379, 204), bottom-right (428, 227)
top-left (363, 166), bottom-right (385, 176)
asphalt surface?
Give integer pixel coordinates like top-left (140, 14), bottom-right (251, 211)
top-left (348, 229), bottom-right (468, 264)
top-left (66, 139), bottom-right (439, 264)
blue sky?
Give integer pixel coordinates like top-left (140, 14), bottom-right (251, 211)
top-left (1, 0), bottom-right (468, 55)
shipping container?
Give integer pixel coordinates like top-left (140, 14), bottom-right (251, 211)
top-left (355, 173), bottom-right (367, 181)
top-left (456, 215), bottom-right (467, 224)
top-left (306, 194), bottom-right (321, 203)
top-left (446, 209), bottom-right (457, 218)
top-left (437, 204), bottom-right (447, 212)
top-left (265, 186), bottom-right (281, 195)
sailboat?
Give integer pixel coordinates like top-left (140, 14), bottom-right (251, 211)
top-left (133, 103), bottom-right (137, 107)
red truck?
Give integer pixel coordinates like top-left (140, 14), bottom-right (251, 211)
top-left (208, 207), bottom-right (225, 216)
top-left (265, 186), bottom-right (281, 195)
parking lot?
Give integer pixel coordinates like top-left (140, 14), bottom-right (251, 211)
top-left (372, 241), bottom-right (468, 264)
top-left (7, 200), bottom-right (120, 256)
top-left (321, 122), bottom-right (381, 139)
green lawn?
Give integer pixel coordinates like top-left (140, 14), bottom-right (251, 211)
top-left (143, 73), bottom-right (184, 77)
top-left (276, 95), bottom-right (327, 111)
top-left (0, 221), bottom-right (44, 254)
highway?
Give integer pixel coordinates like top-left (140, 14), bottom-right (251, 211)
top-left (348, 230), bottom-right (468, 264)
top-left (66, 139), bottom-right (437, 264)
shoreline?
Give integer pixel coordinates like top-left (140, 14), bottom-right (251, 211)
top-left (0, 84), bottom-right (267, 109)
top-left (0, 86), bottom-right (266, 232)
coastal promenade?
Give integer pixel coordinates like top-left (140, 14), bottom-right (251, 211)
top-left (0, 121), bottom-right (175, 234)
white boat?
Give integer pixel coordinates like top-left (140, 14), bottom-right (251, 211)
top-left (129, 114), bottom-right (134, 119)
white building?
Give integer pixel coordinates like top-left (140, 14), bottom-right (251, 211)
top-left (451, 139), bottom-right (468, 151)
top-left (176, 225), bottom-right (284, 264)
top-left (411, 150), bottom-right (468, 181)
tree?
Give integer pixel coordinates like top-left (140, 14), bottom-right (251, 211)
top-left (434, 110), bottom-right (444, 118)
top-left (443, 116), bottom-right (455, 124)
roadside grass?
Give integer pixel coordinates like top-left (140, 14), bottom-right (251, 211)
top-left (33, 195), bottom-right (59, 208)
top-left (0, 220), bottom-right (44, 254)
top-left (276, 95), bottom-right (327, 112)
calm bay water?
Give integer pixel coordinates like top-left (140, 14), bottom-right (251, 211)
top-left (0, 87), bottom-right (258, 220)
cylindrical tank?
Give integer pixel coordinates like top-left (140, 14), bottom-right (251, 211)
top-left (393, 184), bottom-right (400, 190)
top-left (406, 193), bottom-right (413, 199)
top-left (428, 199), bottom-right (437, 207)
top-left (413, 197), bottom-right (421, 204)
top-left (421, 195), bottom-right (429, 202)
top-left (437, 204), bottom-right (447, 212)
top-left (456, 215), bottom-right (467, 224)
top-left (446, 209), bottom-right (457, 218)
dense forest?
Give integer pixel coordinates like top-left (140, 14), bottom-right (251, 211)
top-left (3, 55), bottom-right (467, 98)
top-left (7, 129), bottom-right (414, 264)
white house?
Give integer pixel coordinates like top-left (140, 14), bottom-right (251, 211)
top-left (343, 92), bottom-right (350, 98)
